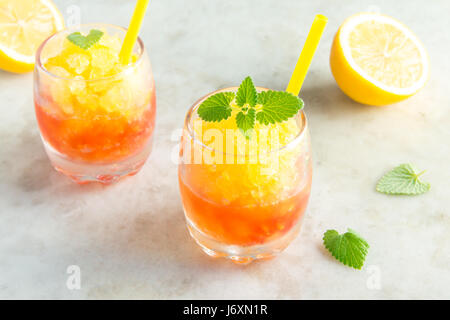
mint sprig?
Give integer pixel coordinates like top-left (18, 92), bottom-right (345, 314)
top-left (197, 76), bottom-right (304, 137)
top-left (323, 228), bottom-right (369, 270)
top-left (376, 164), bottom-right (430, 195)
top-left (67, 29), bottom-right (104, 50)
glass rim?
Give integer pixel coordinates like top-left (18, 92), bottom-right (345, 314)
top-left (184, 86), bottom-right (308, 156)
top-left (35, 23), bottom-right (145, 82)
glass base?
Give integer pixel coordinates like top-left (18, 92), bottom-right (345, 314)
top-left (185, 215), bottom-right (303, 265)
top-left (43, 140), bottom-right (153, 184)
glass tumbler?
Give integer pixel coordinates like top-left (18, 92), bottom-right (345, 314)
top-left (178, 87), bottom-right (312, 264)
top-left (34, 24), bottom-right (156, 184)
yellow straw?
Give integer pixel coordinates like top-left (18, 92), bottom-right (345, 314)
top-left (286, 14), bottom-right (328, 96)
top-left (119, 0), bottom-right (150, 65)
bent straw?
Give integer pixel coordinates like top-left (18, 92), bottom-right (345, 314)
top-left (286, 14), bottom-right (328, 96)
top-left (119, 0), bottom-right (150, 65)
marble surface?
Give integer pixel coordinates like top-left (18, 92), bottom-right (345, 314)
top-left (1, 0), bottom-right (449, 299)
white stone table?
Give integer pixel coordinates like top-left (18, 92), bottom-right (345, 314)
top-left (0, 0), bottom-right (449, 299)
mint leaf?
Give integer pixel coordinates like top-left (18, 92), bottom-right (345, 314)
top-left (236, 76), bottom-right (257, 108)
top-left (376, 164), bottom-right (430, 195)
top-left (236, 107), bottom-right (256, 138)
top-left (323, 228), bottom-right (369, 270)
top-left (197, 92), bottom-right (235, 122)
top-left (256, 91), bottom-right (304, 125)
top-left (67, 29), bottom-right (104, 50)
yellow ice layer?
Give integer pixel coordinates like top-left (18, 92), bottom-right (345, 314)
top-left (189, 106), bottom-right (308, 206)
top-left (43, 31), bottom-right (145, 118)
top-left (196, 105), bottom-right (300, 152)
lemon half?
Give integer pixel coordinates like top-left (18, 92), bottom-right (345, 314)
top-left (0, 0), bottom-right (64, 73)
top-left (330, 13), bottom-right (429, 106)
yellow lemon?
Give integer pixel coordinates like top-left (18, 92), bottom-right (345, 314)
top-left (330, 13), bottom-right (429, 106)
top-left (0, 0), bottom-right (64, 73)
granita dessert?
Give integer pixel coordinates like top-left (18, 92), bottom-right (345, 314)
top-left (34, 24), bottom-right (156, 183)
top-left (178, 77), bottom-right (312, 263)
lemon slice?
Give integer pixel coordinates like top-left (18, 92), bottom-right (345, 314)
top-left (330, 13), bottom-right (429, 106)
top-left (0, 0), bottom-right (64, 73)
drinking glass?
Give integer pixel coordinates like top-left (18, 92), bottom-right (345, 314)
top-left (34, 24), bottom-right (156, 184)
top-left (178, 87), bottom-right (312, 264)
